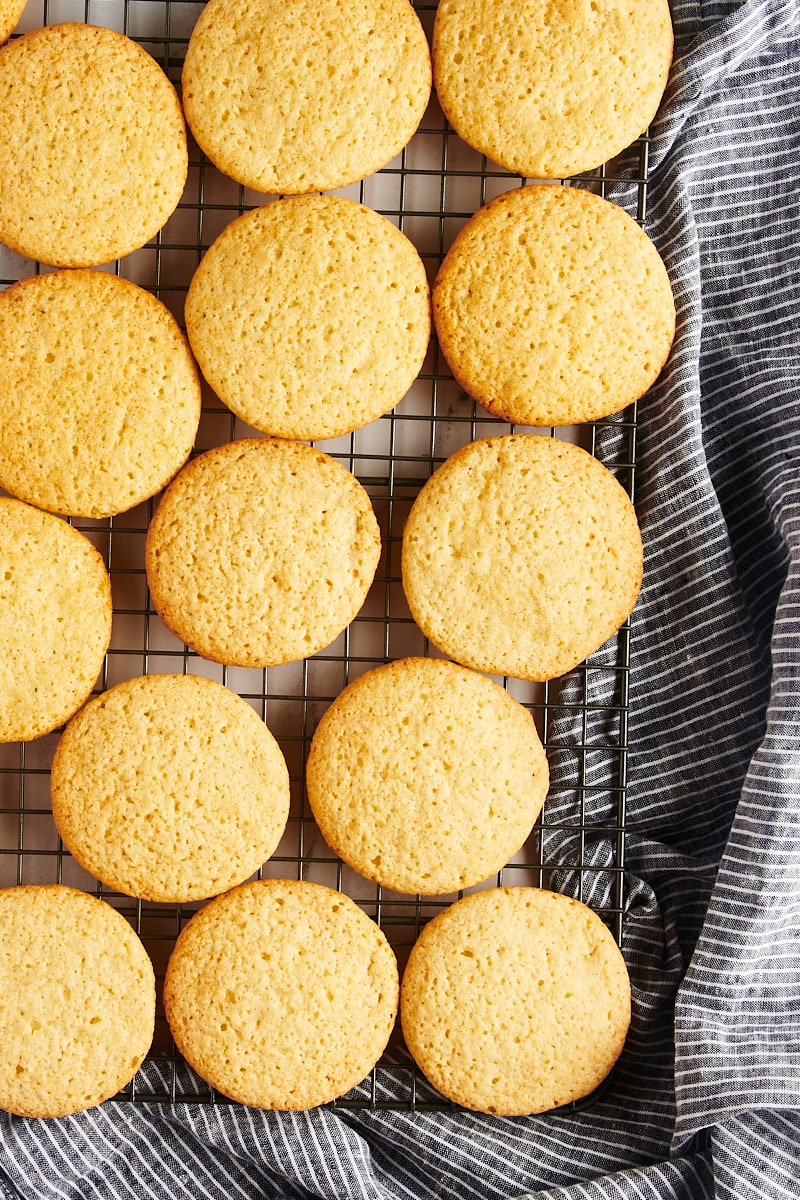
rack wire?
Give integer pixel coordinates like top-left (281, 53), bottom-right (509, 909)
top-left (0, 0), bottom-right (648, 1110)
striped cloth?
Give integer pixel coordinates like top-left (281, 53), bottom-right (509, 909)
top-left (1, 0), bottom-right (798, 1196)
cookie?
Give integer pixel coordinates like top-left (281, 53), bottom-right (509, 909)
top-left (433, 184), bottom-right (675, 427)
top-left (432, 0), bottom-right (673, 179)
top-left (0, 0), bottom-right (26, 44)
top-left (306, 657), bottom-right (549, 895)
top-left (145, 438), bottom-right (381, 668)
top-left (0, 23), bottom-right (187, 267)
top-left (0, 270), bottom-right (201, 518)
top-left (0, 885), bottom-right (155, 1118)
top-left (185, 196), bottom-right (431, 442)
top-left (163, 879), bottom-right (399, 1109)
top-left (0, 499), bottom-right (112, 743)
top-left (400, 886), bottom-right (631, 1115)
top-left (51, 674), bottom-right (291, 903)
top-left (182, 0), bottom-right (431, 194)
top-left (401, 434), bottom-right (643, 681)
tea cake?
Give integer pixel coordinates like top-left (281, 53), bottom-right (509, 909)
top-left (401, 886), bottom-right (631, 1114)
top-left (433, 0), bottom-right (673, 179)
top-left (145, 438), bottom-right (381, 667)
top-left (185, 196), bottom-right (431, 441)
top-left (164, 879), bottom-right (399, 1109)
top-left (0, 270), bottom-right (201, 518)
top-left (401, 434), bottom-right (643, 681)
top-left (433, 184), bottom-right (675, 427)
top-left (0, 0), bottom-right (26, 44)
top-left (0, 23), bottom-right (187, 266)
top-left (182, 0), bottom-right (431, 194)
top-left (51, 673), bottom-right (291, 903)
top-left (0, 885), bottom-right (155, 1118)
top-left (0, 498), bottom-right (112, 742)
top-left (307, 657), bottom-right (549, 894)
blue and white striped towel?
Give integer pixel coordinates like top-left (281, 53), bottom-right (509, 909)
top-left (1, 1), bottom-right (798, 1195)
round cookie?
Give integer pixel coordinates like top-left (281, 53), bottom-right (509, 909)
top-left (145, 438), bottom-right (381, 668)
top-left (400, 886), bottom-right (631, 1115)
top-left (0, 499), bottom-right (112, 742)
top-left (401, 434), bottom-right (643, 682)
top-left (51, 674), bottom-right (291, 903)
top-left (185, 196), bottom-right (431, 442)
top-left (0, 0), bottom-right (26, 44)
top-left (433, 184), bottom-right (675, 427)
top-left (182, 0), bottom-right (431, 194)
top-left (306, 657), bottom-right (549, 895)
top-left (0, 270), bottom-right (202, 518)
top-left (164, 879), bottom-right (399, 1109)
top-left (0, 885), bottom-right (155, 1118)
top-left (0, 23), bottom-right (187, 267)
top-left (432, 0), bottom-right (673, 179)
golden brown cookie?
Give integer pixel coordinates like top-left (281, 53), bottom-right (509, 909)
top-left (433, 0), bottom-right (673, 179)
top-left (0, 498), bottom-right (112, 743)
top-left (401, 886), bottom-right (631, 1114)
top-left (306, 657), bottom-right (549, 894)
top-left (0, 885), bottom-right (155, 1117)
top-left (401, 434), bottom-right (643, 681)
top-left (0, 270), bottom-right (201, 518)
top-left (164, 879), bottom-right (399, 1109)
top-left (0, 0), bottom-right (26, 44)
top-left (145, 438), bottom-right (381, 668)
top-left (433, 184), bottom-right (675, 426)
top-left (185, 196), bottom-right (431, 441)
top-left (51, 673), bottom-right (291, 903)
top-left (0, 23), bottom-right (187, 266)
top-left (182, 0), bottom-right (431, 194)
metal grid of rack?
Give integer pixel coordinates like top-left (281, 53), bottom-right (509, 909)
top-left (0, 0), bottom-right (647, 1109)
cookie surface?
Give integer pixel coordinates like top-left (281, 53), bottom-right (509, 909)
top-left (401, 886), bottom-right (631, 1115)
top-left (164, 879), bottom-right (399, 1109)
top-left (0, 23), bottom-right (187, 266)
top-left (0, 0), bottom-right (25, 43)
top-left (186, 196), bottom-right (431, 441)
top-left (433, 185), bottom-right (675, 426)
top-left (0, 499), bottom-right (112, 742)
top-left (433, 0), bottom-right (672, 179)
top-left (182, 0), bottom-right (431, 194)
top-left (401, 434), bottom-right (643, 681)
top-left (307, 657), bottom-right (549, 894)
top-left (0, 885), bottom-right (155, 1118)
top-left (51, 674), bottom-right (291, 903)
top-left (0, 271), bottom-right (201, 518)
top-left (145, 438), bottom-right (381, 667)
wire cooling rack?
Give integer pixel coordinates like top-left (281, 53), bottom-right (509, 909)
top-left (0, 0), bottom-right (648, 1110)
